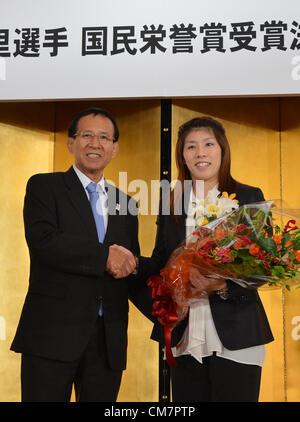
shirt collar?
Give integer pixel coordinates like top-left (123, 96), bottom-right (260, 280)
top-left (73, 164), bottom-right (107, 196)
top-left (191, 183), bottom-right (219, 203)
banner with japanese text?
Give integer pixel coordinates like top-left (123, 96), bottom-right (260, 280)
top-left (1, 0), bottom-right (300, 100)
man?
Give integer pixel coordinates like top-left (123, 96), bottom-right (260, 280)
top-left (11, 107), bottom-right (146, 402)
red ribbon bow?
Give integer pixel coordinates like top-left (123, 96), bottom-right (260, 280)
top-left (147, 275), bottom-right (178, 366)
top-left (283, 219), bottom-right (298, 233)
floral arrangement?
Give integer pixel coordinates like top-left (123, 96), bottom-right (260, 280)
top-left (193, 211), bottom-right (300, 290)
top-left (147, 197), bottom-right (300, 366)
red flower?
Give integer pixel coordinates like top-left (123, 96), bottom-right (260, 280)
top-left (215, 247), bottom-right (234, 263)
top-left (198, 249), bottom-right (209, 257)
top-left (233, 240), bottom-right (243, 250)
top-left (239, 235), bottom-right (252, 246)
top-left (249, 244), bottom-right (261, 256)
top-left (215, 228), bottom-right (226, 240)
top-left (256, 251), bottom-right (271, 261)
top-left (203, 240), bottom-right (217, 251)
top-left (234, 224), bottom-right (251, 235)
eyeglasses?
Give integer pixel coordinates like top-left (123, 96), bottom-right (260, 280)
top-left (75, 130), bottom-right (115, 144)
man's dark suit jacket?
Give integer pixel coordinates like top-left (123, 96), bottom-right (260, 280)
top-left (140, 183), bottom-right (274, 350)
top-left (11, 167), bottom-right (143, 370)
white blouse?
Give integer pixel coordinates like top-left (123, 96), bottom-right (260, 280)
top-left (171, 189), bottom-right (266, 367)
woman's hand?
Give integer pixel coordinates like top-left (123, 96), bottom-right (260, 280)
top-left (189, 267), bottom-right (227, 293)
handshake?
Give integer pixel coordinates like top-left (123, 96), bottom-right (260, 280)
top-left (106, 244), bottom-right (138, 279)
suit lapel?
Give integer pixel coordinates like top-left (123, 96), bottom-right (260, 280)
top-left (63, 167), bottom-right (99, 242)
top-left (176, 182), bottom-right (192, 242)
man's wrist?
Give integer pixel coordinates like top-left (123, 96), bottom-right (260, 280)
top-left (131, 256), bottom-right (139, 275)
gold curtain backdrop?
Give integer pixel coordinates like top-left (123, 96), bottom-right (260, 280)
top-left (0, 98), bottom-right (299, 402)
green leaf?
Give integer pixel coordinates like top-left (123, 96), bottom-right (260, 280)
top-left (292, 237), bottom-right (300, 250)
top-left (282, 232), bottom-right (291, 243)
top-left (236, 249), bottom-right (253, 261)
top-left (256, 237), bottom-right (277, 254)
top-left (271, 265), bottom-right (286, 279)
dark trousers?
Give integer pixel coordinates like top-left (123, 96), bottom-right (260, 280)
top-left (170, 354), bottom-right (262, 402)
top-left (21, 317), bottom-right (123, 402)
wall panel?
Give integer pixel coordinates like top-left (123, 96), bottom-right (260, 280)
top-left (0, 102), bottom-right (55, 401)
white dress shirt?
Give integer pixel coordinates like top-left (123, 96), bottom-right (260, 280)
top-left (72, 165), bottom-right (109, 231)
top-left (171, 188), bottom-right (266, 367)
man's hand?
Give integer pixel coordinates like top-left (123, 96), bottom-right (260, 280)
top-left (189, 267), bottom-right (226, 293)
top-left (106, 244), bottom-right (137, 279)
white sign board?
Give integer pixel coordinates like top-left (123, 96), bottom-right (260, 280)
top-left (0, 0), bottom-right (300, 100)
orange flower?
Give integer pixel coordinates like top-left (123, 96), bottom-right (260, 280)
top-left (285, 240), bottom-right (292, 248)
top-left (249, 244), bottom-right (261, 256)
top-left (233, 240), bottom-right (243, 250)
top-left (272, 234), bottom-right (282, 244)
top-left (294, 250), bottom-right (300, 262)
top-left (215, 228), bottom-right (225, 240)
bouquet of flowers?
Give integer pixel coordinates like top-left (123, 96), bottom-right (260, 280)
top-left (147, 198), bottom-right (300, 365)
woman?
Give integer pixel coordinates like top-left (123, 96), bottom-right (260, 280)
top-left (145, 116), bottom-right (274, 402)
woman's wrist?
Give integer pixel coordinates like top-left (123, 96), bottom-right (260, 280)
top-left (216, 284), bottom-right (229, 300)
